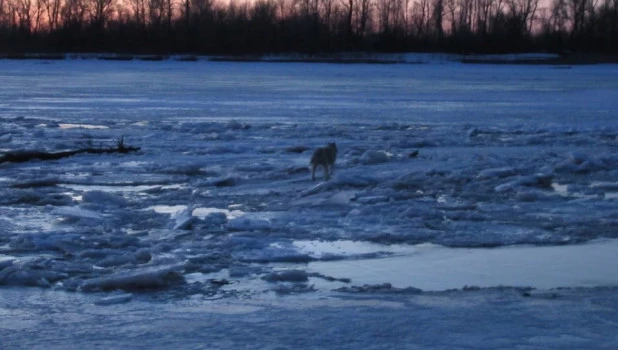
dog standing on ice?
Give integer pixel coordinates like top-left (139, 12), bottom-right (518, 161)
top-left (310, 142), bottom-right (337, 181)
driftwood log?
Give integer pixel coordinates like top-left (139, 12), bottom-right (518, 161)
top-left (0, 137), bottom-right (140, 164)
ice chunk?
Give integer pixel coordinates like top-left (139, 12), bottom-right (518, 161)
top-left (169, 206), bottom-right (196, 230)
top-left (226, 215), bottom-right (271, 231)
top-left (207, 176), bottom-right (237, 187)
top-left (360, 150), bottom-right (391, 164)
top-left (356, 195), bottom-right (389, 204)
top-left (80, 263), bottom-right (186, 292)
top-left (10, 178), bottom-right (60, 188)
top-left (495, 174), bottom-right (554, 192)
top-left (554, 152), bottom-right (612, 173)
top-left (202, 212), bottom-right (228, 227)
top-left (94, 293), bottom-right (134, 306)
top-left (52, 206), bottom-right (104, 220)
top-left (135, 249), bottom-right (153, 264)
top-left (82, 191), bottom-right (127, 207)
top-left (515, 189), bottom-right (557, 202)
top-left (331, 173), bottom-right (378, 187)
top-left (272, 283), bottom-right (316, 295)
top-left (327, 191), bottom-right (357, 205)
top-left (299, 181), bottom-right (335, 197)
top-left (591, 181), bottom-right (618, 191)
top-left (335, 283), bottom-right (422, 294)
top-left (262, 269), bottom-right (309, 283)
top-left (159, 163), bottom-right (205, 175)
top-left (96, 254), bottom-right (137, 268)
top-left (518, 174), bottom-right (554, 188)
top-left (227, 119), bottom-right (250, 130)
top-left (478, 167), bottom-right (517, 179)
top-left (0, 258), bottom-right (16, 270)
top-left (228, 237), bottom-right (312, 263)
top-left (48, 261), bottom-right (95, 274)
top-left (10, 232), bottom-right (88, 252)
top-left (0, 265), bottom-right (67, 287)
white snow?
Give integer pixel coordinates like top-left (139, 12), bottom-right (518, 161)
top-left (306, 239), bottom-right (618, 290)
top-left (94, 292), bottom-right (133, 305)
top-left (360, 150), bottom-right (392, 164)
top-left (1, 57), bottom-right (618, 349)
top-left (226, 215), bottom-right (272, 231)
top-left (168, 205), bottom-right (196, 230)
top-left (51, 206), bottom-right (105, 220)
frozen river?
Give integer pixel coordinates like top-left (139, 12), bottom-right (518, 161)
top-left (1, 57), bottom-right (618, 348)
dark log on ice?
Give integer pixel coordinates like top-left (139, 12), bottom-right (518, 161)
top-left (0, 137), bottom-right (140, 164)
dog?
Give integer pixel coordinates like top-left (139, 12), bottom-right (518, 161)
top-left (310, 142), bottom-right (337, 181)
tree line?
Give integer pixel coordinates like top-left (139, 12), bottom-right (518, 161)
top-left (1, 0), bottom-right (617, 55)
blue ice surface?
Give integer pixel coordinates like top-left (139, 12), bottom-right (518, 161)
top-left (1, 56), bottom-right (618, 348)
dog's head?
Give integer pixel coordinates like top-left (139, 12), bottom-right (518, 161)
top-left (327, 142), bottom-right (337, 153)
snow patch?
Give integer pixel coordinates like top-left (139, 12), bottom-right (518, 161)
top-left (169, 206), bottom-right (197, 230)
top-left (360, 150), bottom-right (392, 164)
top-left (262, 269), bottom-right (309, 283)
top-left (226, 215), bottom-right (271, 231)
top-left (52, 206), bottom-right (105, 220)
top-left (94, 293), bottom-right (134, 305)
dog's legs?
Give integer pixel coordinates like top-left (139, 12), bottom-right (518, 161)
top-left (311, 165), bottom-right (316, 181)
top-left (323, 165), bottom-right (330, 180)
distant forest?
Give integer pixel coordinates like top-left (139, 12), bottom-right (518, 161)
top-left (0, 0), bottom-right (617, 55)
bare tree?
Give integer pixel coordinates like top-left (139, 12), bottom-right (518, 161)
top-left (376, 0), bottom-right (391, 31)
top-left (0, 0), bottom-right (5, 26)
top-left (16, 0), bottom-right (32, 30)
top-left (275, 0), bottom-right (287, 19)
top-left (164, 0), bottom-right (172, 26)
top-left (432, 0), bottom-right (444, 37)
top-left (458, 0), bottom-right (474, 32)
top-left (61, 0), bottom-right (87, 26)
top-left (340, 0), bottom-right (355, 37)
top-left (443, 0), bottom-right (457, 33)
top-left (192, 0), bottom-right (214, 20)
top-left (148, 0), bottom-right (165, 25)
top-left (127, 0), bottom-right (146, 26)
top-left (507, 0), bottom-right (539, 33)
top-left (475, 0), bottom-right (490, 34)
top-left (320, 0), bottom-right (335, 31)
top-left (412, 0), bottom-right (431, 36)
top-left (356, 0), bottom-right (370, 36)
top-left (41, 0), bottom-right (62, 30)
top-left (87, 0), bottom-right (115, 27)
top-left (179, 0), bottom-right (188, 24)
top-left (2, 0), bottom-right (618, 57)
top-left (376, 0), bottom-right (407, 33)
top-left (569, 0), bottom-right (590, 34)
